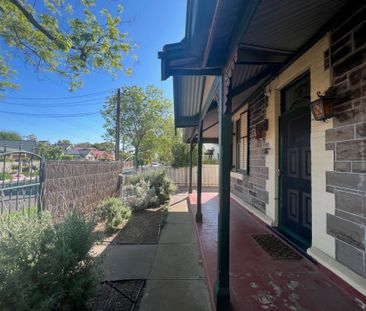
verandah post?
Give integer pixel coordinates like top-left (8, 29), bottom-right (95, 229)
top-left (196, 121), bottom-right (203, 223)
top-left (189, 140), bottom-right (193, 194)
top-left (215, 75), bottom-right (232, 310)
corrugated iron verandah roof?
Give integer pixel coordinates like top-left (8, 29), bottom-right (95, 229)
top-left (160, 1), bottom-right (352, 309)
top-left (173, 75), bottom-right (205, 128)
top-left (160, 0), bottom-right (349, 132)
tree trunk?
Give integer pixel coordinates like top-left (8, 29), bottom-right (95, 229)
top-left (134, 148), bottom-right (139, 170)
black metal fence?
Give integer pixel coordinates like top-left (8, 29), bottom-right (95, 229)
top-left (0, 151), bottom-right (44, 218)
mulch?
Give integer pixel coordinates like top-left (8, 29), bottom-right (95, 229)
top-left (115, 206), bottom-right (167, 244)
top-left (89, 280), bottom-right (145, 311)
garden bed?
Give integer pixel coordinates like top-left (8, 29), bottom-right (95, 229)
top-left (1, 170), bottom-right (175, 311)
top-left (115, 205), bottom-right (167, 244)
top-left (93, 205), bottom-right (167, 246)
top-left (90, 204), bottom-right (169, 310)
top-left (89, 280), bottom-right (145, 311)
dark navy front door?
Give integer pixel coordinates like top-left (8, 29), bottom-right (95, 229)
top-left (279, 73), bottom-right (312, 247)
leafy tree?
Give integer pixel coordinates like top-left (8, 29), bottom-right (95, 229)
top-left (37, 142), bottom-right (63, 160)
top-left (171, 141), bottom-right (198, 168)
top-left (102, 85), bottom-right (172, 168)
top-left (93, 141), bottom-right (114, 153)
top-left (0, 0), bottom-right (136, 92)
top-left (56, 139), bottom-right (71, 145)
top-left (25, 133), bottom-right (37, 141)
top-left (145, 115), bottom-right (181, 164)
top-left (0, 130), bottom-right (22, 140)
top-left (47, 145), bottom-right (63, 160)
top-left (74, 142), bottom-right (92, 148)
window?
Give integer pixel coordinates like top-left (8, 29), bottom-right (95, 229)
top-left (235, 111), bottom-right (249, 173)
top-left (281, 72), bottom-right (310, 114)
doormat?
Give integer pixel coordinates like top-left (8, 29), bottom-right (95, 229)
top-left (252, 234), bottom-right (302, 260)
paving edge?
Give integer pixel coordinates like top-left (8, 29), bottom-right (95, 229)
top-left (187, 196), bottom-right (215, 311)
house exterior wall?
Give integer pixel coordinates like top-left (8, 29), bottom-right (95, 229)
top-left (324, 7), bottom-right (366, 278)
top-left (230, 32), bottom-right (366, 294)
top-left (229, 11), bottom-right (366, 292)
top-left (230, 94), bottom-right (270, 220)
top-left (265, 35), bottom-right (335, 258)
top-left (231, 35), bottom-right (335, 247)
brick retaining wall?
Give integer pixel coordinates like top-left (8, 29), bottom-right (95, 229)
top-left (42, 161), bottom-right (123, 219)
top-left (325, 6), bottom-right (366, 277)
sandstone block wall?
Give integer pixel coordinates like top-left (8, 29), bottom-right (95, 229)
top-left (231, 93), bottom-right (270, 213)
top-left (325, 6), bottom-right (366, 277)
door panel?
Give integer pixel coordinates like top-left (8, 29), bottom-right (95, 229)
top-left (280, 107), bottom-right (312, 244)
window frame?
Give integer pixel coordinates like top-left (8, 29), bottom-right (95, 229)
top-left (234, 110), bottom-right (250, 175)
top-left (280, 71), bottom-right (311, 115)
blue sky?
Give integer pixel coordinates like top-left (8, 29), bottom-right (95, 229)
top-left (0, 0), bottom-right (186, 143)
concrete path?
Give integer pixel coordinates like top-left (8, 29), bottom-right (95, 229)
top-left (140, 193), bottom-right (211, 311)
top-left (102, 245), bottom-right (156, 281)
top-left (96, 193), bottom-right (211, 310)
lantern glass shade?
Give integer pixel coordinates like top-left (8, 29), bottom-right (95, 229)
top-left (310, 98), bottom-right (334, 121)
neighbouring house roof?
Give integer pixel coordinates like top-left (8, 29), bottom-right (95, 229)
top-left (66, 147), bottom-right (113, 160)
top-left (57, 143), bottom-right (73, 153)
top-left (104, 153), bottom-right (114, 160)
top-left (0, 140), bottom-right (37, 153)
top-left (90, 149), bottom-right (105, 157)
top-left (159, 0), bottom-right (349, 140)
top-left (66, 148), bottom-right (93, 157)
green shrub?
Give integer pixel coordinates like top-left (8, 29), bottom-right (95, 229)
top-left (125, 179), bottom-right (159, 211)
top-left (127, 170), bottom-right (176, 205)
top-left (203, 158), bottom-right (218, 164)
top-left (99, 198), bottom-right (131, 231)
top-left (0, 211), bottom-right (100, 311)
top-left (0, 172), bottom-right (10, 181)
top-left (61, 154), bottom-right (73, 160)
top-left (1, 206), bottom-right (38, 221)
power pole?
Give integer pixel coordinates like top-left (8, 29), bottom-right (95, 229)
top-left (122, 92), bottom-right (125, 155)
top-left (115, 88), bottom-right (121, 161)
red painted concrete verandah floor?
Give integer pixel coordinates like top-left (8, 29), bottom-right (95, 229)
top-left (188, 192), bottom-right (366, 311)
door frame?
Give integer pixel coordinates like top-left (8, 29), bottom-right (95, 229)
top-left (277, 73), bottom-right (312, 249)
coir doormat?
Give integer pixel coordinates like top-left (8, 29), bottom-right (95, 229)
top-left (252, 234), bottom-right (302, 260)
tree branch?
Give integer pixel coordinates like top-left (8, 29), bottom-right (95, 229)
top-left (7, 0), bottom-right (77, 50)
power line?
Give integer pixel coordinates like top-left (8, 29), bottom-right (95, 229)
top-left (4, 89), bottom-right (115, 100)
top-left (0, 100), bottom-right (105, 108)
top-left (36, 105), bottom-right (104, 134)
top-left (0, 96), bottom-right (111, 106)
top-left (0, 110), bottom-right (99, 118)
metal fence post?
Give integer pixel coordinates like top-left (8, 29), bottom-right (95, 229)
top-left (37, 157), bottom-right (45, 214)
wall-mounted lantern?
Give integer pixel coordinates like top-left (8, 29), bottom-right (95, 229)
top-left (310, 87), bottom-right (336, 121)
top-left (254, 119), bottom-right (268, 139)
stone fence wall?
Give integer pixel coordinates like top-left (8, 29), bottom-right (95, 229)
top-left (42, 161), bottom-right (123, 219)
